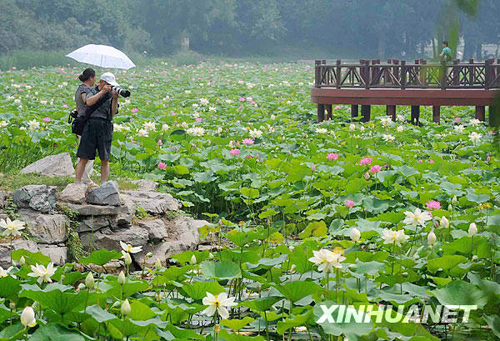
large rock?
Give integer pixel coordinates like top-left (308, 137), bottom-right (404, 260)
top-left (86, 181), bottom-right (121, 206)
top-left (134, 216), bottom-right (207, 268)
top-left (60, 183), bottom-right (87, 204)
top-left (0, 239), bottom-right (38, 268)
top-left (112, 196), bottom-right (136, 229)
top-left (19, 209), bottom-right (68, 244)
top-left (80, 225), bottom-right (149, 252)
top-left (137, 219), bottom-right (168, 242)
top-left (121, 190), bottom-right (181, 215)
top-left (77, 216), bottom-right (111, 233)
top-left (131, 180), bottom-right (158, 192)
top-left (12, 185), bottom-right (57, 213)
top-left (39, 245), bottom-right (68, 265)
top-left (20, 152), bottom-right (74, 177)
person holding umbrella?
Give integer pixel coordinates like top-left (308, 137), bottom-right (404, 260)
top-left (74, 72), bottom-right (119, 184)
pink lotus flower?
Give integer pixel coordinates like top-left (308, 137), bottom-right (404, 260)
top-left (346, 200), bottom-right (354, 208)
top-left (195, 118), bottom-right (202, 122)
top-left (242, 138), bottom-right (254, 145)
top-left (131, 108), bottom-right (138, 113)
top-left (369, 165), bottom-right (382, 174)
top-left (364, 172), bottom-right (370, 179)
top-left (158, 162), bottom-right (167, 170)
top-left (327, 153), bottom-right (339, 161)
top-left (334, 105), bottom-right (341, 110)
top-left (360, 157), bottom-right (372, 165)
top-left (230, 149), bottom-right (240, 156)
top-left (311, 165), bottom-right (316, 172)
top-left (43, 117), bottom-right (52, 122)
top-left (157, 140), bottom-right (162, 146)
top-left (428, 160), bottom-right (434, 163)
top-left (62, 104), bottom-right (68, 108)
top-left (426, 201), bottom-right (441, 210)
top-left (487, 156), bottom-right (491, 163)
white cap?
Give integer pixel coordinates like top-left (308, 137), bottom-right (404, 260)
top-left (100, 72), bottom-right (119, 86)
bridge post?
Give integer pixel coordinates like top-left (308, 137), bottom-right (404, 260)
top-left (400, 61), bottom-right (406, 90)
top-left (490, 105), bottom-right (500, 127)
top-left (440, 60), bottom-right (447, 90)
top-left (411, 106), bottom-right (420, 125)
top-left (317, 104), bottom-right (325, 123)
top-left (433, 106), bottom-right (440, 124)
top-left (326, 104), bottom-right (332, 120)
top-left (315, 60), bottom-right (321, 88)
top-left (336, 60), bottom-right (342, 89)
top-left (361, 105), bottom-right (371, 122)
top-left (351, 105), bottom-right (359, 121)
top-left (387, 105), bottom-right (396, 121)
top-left (476, 106), bottom-right (485, 121)
top-left (468, 59), bottom-right (475, 86)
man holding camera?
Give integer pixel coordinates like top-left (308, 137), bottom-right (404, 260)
top-left (75, 72), bottom-right (119, 185)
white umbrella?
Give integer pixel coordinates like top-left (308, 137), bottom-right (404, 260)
top-left (66, 44), bottom-right (135, 70)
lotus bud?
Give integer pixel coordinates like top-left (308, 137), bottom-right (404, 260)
top-left (118, 271), bottom-right (126, 285)
top-left (77, 283), bottom-right (86, 291)
top-left (146, 252), bottom-right (153, 259)
top-left (19, 256), bottom-right (25, 266)
top-left (452, 196), bottom-right (458, 205)
top-left (440, 216), bottom-right (449, 229)
top-left (85, 272), bottom-right (95, 289)
top-left (155, 259), bottom-right (162, 270)
top-left (427, 231), bottom-right (437, 245)
top-left (350, 227), bottom-right (361, 242)
top-left (472, 255), bottom-right (478, 261)
top-left (448, 204), bottom-right (453, 211)
top-left (468, 223), bottom-right (477, 237)
top-left (121, 299), bottom-right (131, 316)
top-left (190, 255), bottom-right (197, 265)
top-left (9, 302), bottom-right (15, 309)
top-left (209, 253), bottom-right (214, 260)
top-left (349, 123), bottom-right (356, 131)
top-left (123, 252), bottom-right (132, 265)
top-left (20, 307), bottom-right (36, 328)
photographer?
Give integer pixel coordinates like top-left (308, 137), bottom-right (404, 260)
top-left (75, 68), bottom-right (97, 186)
top-left (75, 72), bottom-right (119, 185)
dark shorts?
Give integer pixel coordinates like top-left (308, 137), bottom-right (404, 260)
top-left (76, 118), bottom-right (113, 161)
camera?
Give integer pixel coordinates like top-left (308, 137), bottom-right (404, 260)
top-left (111, 86), bottom-right (131, 98)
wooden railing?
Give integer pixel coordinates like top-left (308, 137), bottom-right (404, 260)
top-left (314, 59), bottom-right (500, 90)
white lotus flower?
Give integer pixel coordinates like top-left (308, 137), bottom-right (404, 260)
top-left (470, 118), bottom-right (481, 126)
top-left (427, 230), bottom-right (437, 245)
top-left (27, 120), bottom-right (40, 131)
top-left (199, 98), bottom-right (209, 105)
top-left (0, 121), bottom-right (7, 127)
top-left (249, 129), bottom-right (263, 139)
top-left (217, 127), bottom-right (223, 134)
top-left (468, 132), bottom-right (482, 143)
top-left (349, 124), bottom-right (356, 131)
top-left (143, 121), bottom-right (156, 132)
top-left (350, 227), bottom-right (361, 242)
top-left (383, 134), bottom-right (395, 142)
top-left (316, 128), bottom-right (328, 134)
top-left (209, 106), bottom-right (217, 112)
top-left (381, 117), bottom-right (392, 127)
top-left (201, 292), bottom-right (237, 319)
top-left (403, 208), bottom-right (432, 227)
top-left (137, 129), bottom-right (149, 137)
top-left (20, 307), bottom-right (36, 328)
top-left (396, 114), bottom-right (405, 123)
top-left (468, 223), bottom-right (477, 237)
top-left (308, 249), bottom-right (346, 273)
top-left (187, 127), bottom-right (205, 136)
top-left (454, 125), bottom-right (465, 133)
top-left (113, 123), bottom-right (123, 132)
top-left (440, 216), bottom-right (449, 228)
top-left (382, 229), bottom-right (409, 247)
top-left (181, 122), bottom-right (189, 129)
top-left (120, 241), bottom-right (142, 254)
top-left (121, 299), bottom-right (131, 316)
top-left (1, 218), bottom-right (25, 237)
top-left (28, 263), bottom-right (57, 284)
top-left (0, 266), bottom-right (13, 278)
top-left (397, 126), bottom-right (404, 133)
top-left (162, 124), bottom-right (170, 131)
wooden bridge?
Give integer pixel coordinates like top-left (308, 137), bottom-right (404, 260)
top-left (311, 59), bottom-right (500, 124)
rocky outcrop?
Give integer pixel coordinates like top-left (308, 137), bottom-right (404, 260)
top-left (20, 152), bottom-right (74, 177)
top-left (0, 173), bottom-right (208, 271)
top-left (12, 185), bottom-right (57, 213)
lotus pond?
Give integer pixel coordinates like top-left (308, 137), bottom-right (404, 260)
top-left (0, 61), bottom-right (499, 340)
